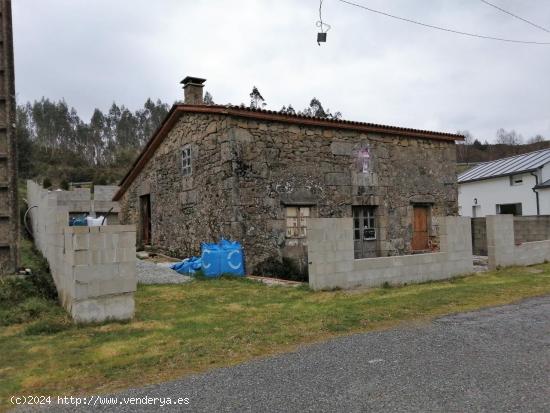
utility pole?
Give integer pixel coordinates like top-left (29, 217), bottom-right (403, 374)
top-left (0, 0), bottom-right (19, 274)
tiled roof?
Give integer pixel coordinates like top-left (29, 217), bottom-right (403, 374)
top-left (458, 149), bottom-right (550, 183)
top-left (210, 104), bottom-right (463, 140)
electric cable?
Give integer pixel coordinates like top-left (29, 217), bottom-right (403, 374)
top-left (337, 0), bottom-right (550, 45)
top-left (479, 0), bottom-right (550, 35)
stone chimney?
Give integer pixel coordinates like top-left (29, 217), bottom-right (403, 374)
top-left (181, 76), bottom-right (206, 105)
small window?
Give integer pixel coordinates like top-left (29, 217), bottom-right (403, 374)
top-left (496, 203), bottom-right (522, 216)
top-left (182, 146), bottom-right (192, 176)
top-left (353, 206), bottom-right (376, 241)
top-left (286, 206), bottom-right (310, 238)
top-left (510, 174), bottom-right (523, 186)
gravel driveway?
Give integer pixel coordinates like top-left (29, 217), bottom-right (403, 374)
top-left (18, 296), bottom-right (550, 412)
top-left (136, 260), bottom-right (191, 284)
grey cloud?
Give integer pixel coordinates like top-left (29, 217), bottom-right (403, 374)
top-left (13, 0), bottom-right (550, 141)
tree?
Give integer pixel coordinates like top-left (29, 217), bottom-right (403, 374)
top-left (496, 128), bottom-right (523, 145)
top-left (527, 134), bottom-right (545, 144)
top-left (280, 105), bottom-right (296, 115)
top-left (16, 105), bottom-right (34, 178)
top-left (15, 96), bottom-right (171, 185)
top-left (300, 98), bottom-right (341, 119)
top-left (249, 86), bottom-right (266, 109)
top-left (456, 130), bottom-right (474, 162)
top-left (204, 91), bottom-right (215, 105)
top-left (472, 139), bottom-right (487, 151)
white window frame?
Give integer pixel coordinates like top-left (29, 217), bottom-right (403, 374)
top-left (285, 206), bottom-right (310, 239)
top-left (182, 145), bottom-right (192, 176)
top-left (353, 206), bottom-right (377, 241)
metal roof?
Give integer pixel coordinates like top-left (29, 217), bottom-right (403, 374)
top-left (535, 178), bottom-right (550, 189)
top-left (458, 148), bottom-right (550, 183)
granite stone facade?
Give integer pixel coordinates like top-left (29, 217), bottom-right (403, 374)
top-left (117, 108), bottom-right (459, 274)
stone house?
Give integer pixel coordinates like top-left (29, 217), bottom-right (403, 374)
top-left (113, 77), bottom-right (463, 275)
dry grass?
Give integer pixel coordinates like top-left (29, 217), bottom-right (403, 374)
top-left (1, 264), bottom-right (550, 410)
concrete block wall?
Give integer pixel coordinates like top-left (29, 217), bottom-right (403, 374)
top-left (27, 180), bottom-right (136, 323)
top-left (471, 217), bottom-right (487, 256)
top-left (487, 215), bottom-right (550, 270)
top-left (308, 216), bottom-right (473, 290)
top-left (513, 215), bottom-right (550, 244)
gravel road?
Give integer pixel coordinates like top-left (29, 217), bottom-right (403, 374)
top-left (136, 260), bottom-right (191, 284)
top-left (18, 296), bottom-right (550, 412)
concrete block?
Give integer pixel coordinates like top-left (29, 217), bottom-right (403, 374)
top-left (115, 247), bottom-right (136, 263)
top-left (66, 226), bottom-right (91, 234)
top-left (67, 250), bottom-right (91, 266)
top-left (118, 262), bottom-right (136, 279)
top-left (99, 225), bottom-right (135, 233)
top-left (117, 231), bottom-right (136, 248)
top-left (72, 233), bottom-right (90, 251)
top-left (335, 261), bottom-right (353, 273)
top-left (89, 233), bottom-right (105, 250)
top-left (71, 293), bottom-right (135, 323)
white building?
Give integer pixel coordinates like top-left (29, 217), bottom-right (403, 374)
top-left (458, 149), bottom-right (550, 217)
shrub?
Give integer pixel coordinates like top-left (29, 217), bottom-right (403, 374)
top-left (254, 256), bottom-right (308, 282)
top-left (42, 178), bottom-right (52, 189)
top-left (0, 247), bottom-right (59, 326)
top-left (60, 179), bottom-right (69, 190)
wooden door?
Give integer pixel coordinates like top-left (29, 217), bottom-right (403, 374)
top-left (412, 206), bottom-right (429, 251)
top-left (140, 194), bottom-right (152, 245)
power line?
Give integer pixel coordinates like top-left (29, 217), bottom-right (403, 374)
top-left (337, 0), bottom-right (550, 45)
top-left (479, 0), bottom-right (550, 35)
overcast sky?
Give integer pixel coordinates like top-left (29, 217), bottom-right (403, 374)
top-left (12, 0), bottom-right (550, 142)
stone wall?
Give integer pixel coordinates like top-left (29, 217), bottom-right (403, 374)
top-left (307, 216), bottom-right (473, 290)
top-left (118, 113), bottom-right (458, 273)
top-left (471, 217), bottom-right (487, 256)
top-left (487, 214), bottom-right (550, 270)
top-left (118, 113), bottom-right (235, 257)
top-left (27, 180), bottom-right (136, 322)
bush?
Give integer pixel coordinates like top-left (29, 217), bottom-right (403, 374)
top-left (0, 245), bottom-right (60, 326)
top-left (254, 256), bottom-right (308, 282)
top-left (42, 178), bottom-right (52, 189)
top-left (60, 179), bottom-right (69, 190)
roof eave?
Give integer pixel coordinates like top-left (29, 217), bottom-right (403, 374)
top-left (458, 169), bottom-right (538, 184)
top-left (113, 104), bottom-right (463, 201)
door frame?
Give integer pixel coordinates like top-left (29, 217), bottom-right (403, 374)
top-left (352, 205), bottom-right (378, 259)
top-left (139, 194), bottom-right (152, 245)
top-left (411, 204), bottom-right (431, 252)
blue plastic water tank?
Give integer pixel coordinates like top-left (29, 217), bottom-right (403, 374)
top-left (200, 239), bottom-right (245, 277)
top-left (201, 242), bottom-right (222, 277)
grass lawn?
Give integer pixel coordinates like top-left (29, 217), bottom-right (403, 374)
top-left (1, 259), bottom-right (550, 410)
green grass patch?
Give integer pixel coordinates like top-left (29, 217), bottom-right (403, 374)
top-left (1, 263), bottom-right (550, 411)
top-left (0, 239), bottom-right (63, 328)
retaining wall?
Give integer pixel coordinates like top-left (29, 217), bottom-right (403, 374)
top-left (27, 180), bottom-right (136, 322)
top-left (307, 216), bottom-right (473, 290)
top-left (487, 215), bottom-right (550, 270)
